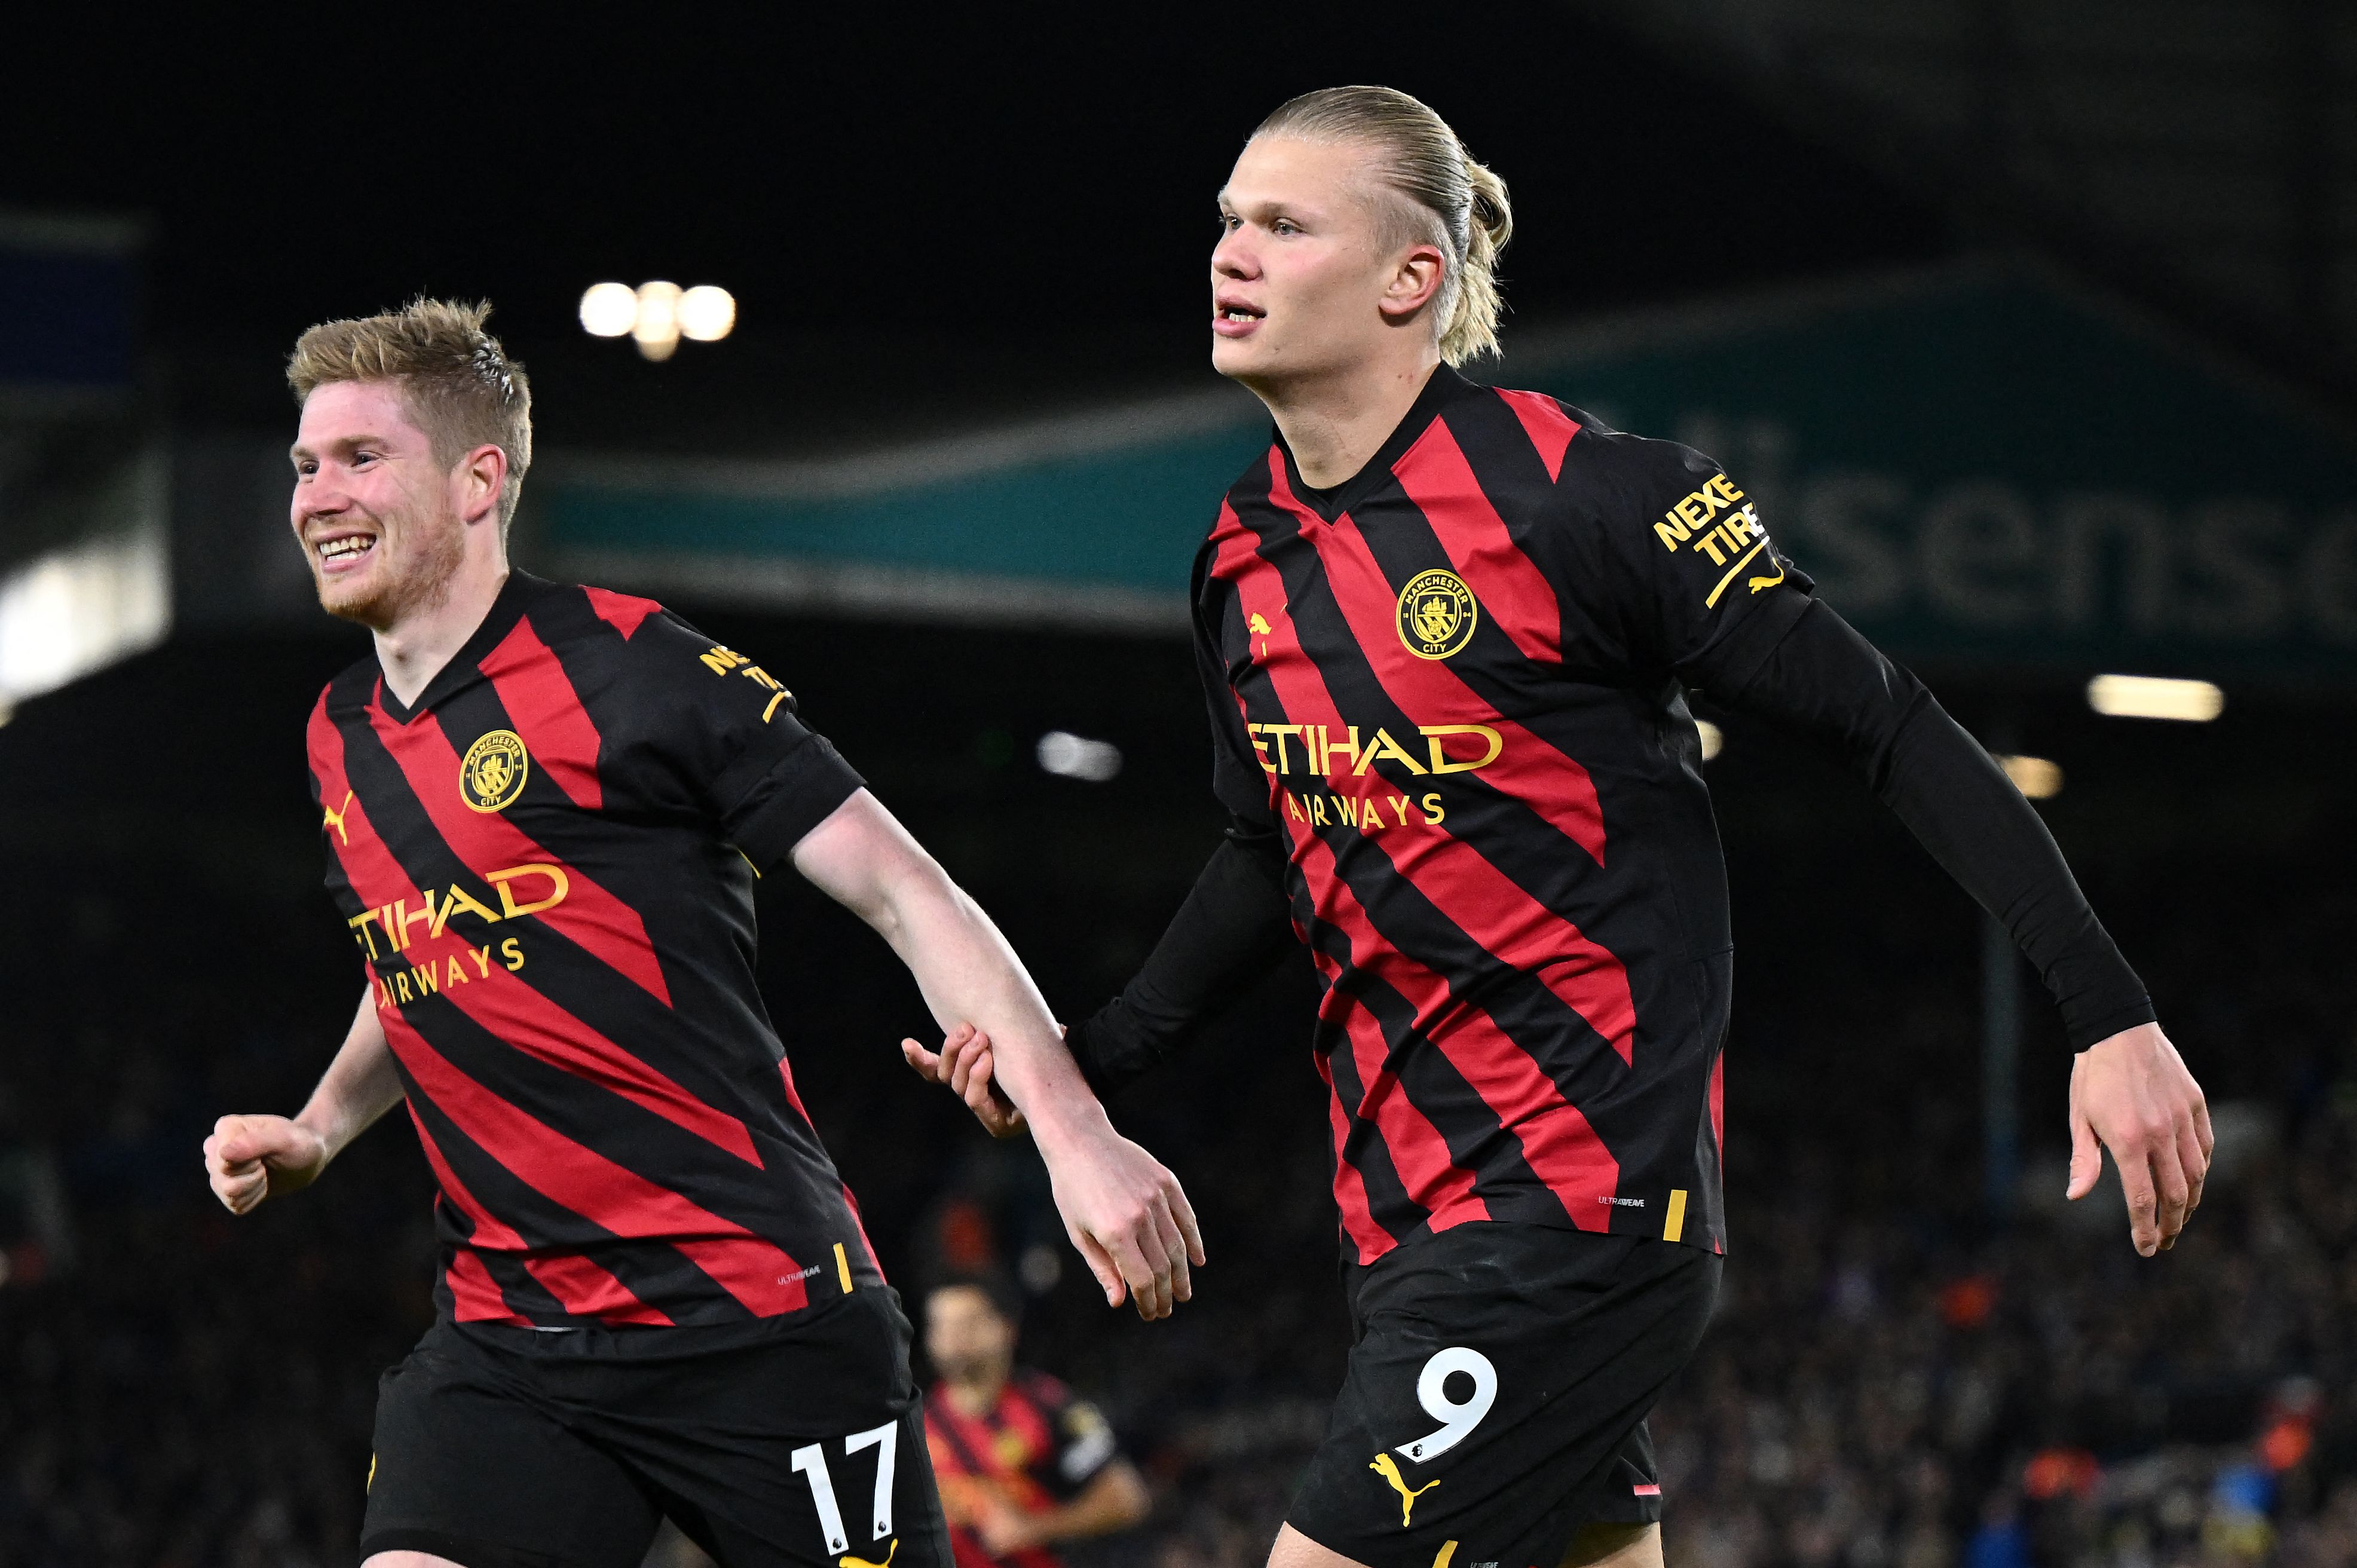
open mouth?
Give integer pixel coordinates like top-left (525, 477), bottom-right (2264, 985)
top-left (1213, 300), bottom-right (1265, 336)
top-left (315, 533), bottom-right (379, 572)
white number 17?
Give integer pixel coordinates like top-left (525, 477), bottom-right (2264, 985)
top-left (791, 1420), bottom-right (899, 1554)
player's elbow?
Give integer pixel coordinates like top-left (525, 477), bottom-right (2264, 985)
top-left (869, 851), bottom-right (969, 950)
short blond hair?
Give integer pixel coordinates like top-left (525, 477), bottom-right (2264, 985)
top-left (1255, 86), bottom-right (1514, 365)
top-left (287, 298), bottom-right (533, 529)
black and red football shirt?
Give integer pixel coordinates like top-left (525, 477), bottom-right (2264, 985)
top-left (923, 1370), bottom-right (1124, 1568)
top-left (307, 570), bottom-right (879, 1328)
top-left (1196, 366), bottom-right (1815, 1263)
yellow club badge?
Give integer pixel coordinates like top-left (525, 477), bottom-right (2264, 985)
top-left (459, 729), bottom-right (530, 813)
top-left (1396, 569), bottom-right (1478, 660)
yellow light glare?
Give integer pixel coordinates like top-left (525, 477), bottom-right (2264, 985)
top-left (678, 286), bottom-right (736, 342)
top-left (2086, 673), bottom-right (2224, 722)
top-left (578, 282), bottom-right (638, 338)
top-left (1997, 754), bottom-right (2063, 798)
top-left (632, 281), bottom-right (683, 361)
top-left (1695, 719), bottom-right (1724, 761)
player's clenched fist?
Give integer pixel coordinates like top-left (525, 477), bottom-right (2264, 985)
top-left (204, 1113), bottom-right (330, 1214)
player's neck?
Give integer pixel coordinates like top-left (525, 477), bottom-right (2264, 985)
top-left (375, 555), bottom-right (511, 708)
top-left (1253, 351), bottom-right (1440, 491)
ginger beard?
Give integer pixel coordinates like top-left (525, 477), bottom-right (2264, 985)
top-left (311, 490), bottom-right (464, 629)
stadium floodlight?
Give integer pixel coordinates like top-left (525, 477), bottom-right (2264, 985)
top-left (1695, 719), bottom-right (1723, 762)
top-left (581, 280), bottom-right (735, 358)
top-left (678, 285), bottom-right (736, 342)
top-left (578, 282), bottom-right (638, 338)
top-left (632, 281), bottom-right (684, 362)
top-left (1996, 754), bottom-right (2063, 799)
top-left (2086, 673), bottom-right (2224, 722)
top-left (1036, 730), bottom-right (1123, 783)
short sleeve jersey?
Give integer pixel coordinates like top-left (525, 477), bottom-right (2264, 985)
top-left (306, 571), bottom-right (878, 1328)
top-left (1195, 367), bottom-right (1816, 1262)
top-left (923, 1371), bottom-right (1124, 1568)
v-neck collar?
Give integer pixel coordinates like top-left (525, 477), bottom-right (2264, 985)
top-left (373, 569), bottom-right (543, 724)
top-left (1275, 365), bottom-right (1474, 523)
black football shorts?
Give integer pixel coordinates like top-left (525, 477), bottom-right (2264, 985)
top-left (1287, 1223), bottom-right (1720, 1568)
top-left (359, 1288), bottom-right (951, 1568)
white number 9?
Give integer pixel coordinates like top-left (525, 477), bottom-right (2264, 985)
top-left (1398, 1346), bottom-right (1498, 1462)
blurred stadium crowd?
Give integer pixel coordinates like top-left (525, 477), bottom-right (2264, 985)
top-left (0, 654), bottom-right (2349, 1568)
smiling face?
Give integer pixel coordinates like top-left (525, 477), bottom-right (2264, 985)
top-left (1211, 135), bottom-right (1444, 391)
top-left (289, 380), bottom-right (472, 630)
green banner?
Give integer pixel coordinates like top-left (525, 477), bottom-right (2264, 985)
top-left (1519, 271), bottom-right (2357, 677)
top-left (542, 266), bottom-right (2357, 673)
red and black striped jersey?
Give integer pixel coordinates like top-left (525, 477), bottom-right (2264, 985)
top-left (306, 571), bottom-right (880, 1329)
top-left (924, 1370), bottom-right (1123, 1568)
top-left (1196, 368), bottom-right (1814, 1263)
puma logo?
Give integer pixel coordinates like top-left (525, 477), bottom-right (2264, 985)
top-left (1370, 1452), bottom-right (1439, 1527)
top-left (840, 1541), bottom-right (896, 1568)
top-left (1747, 554), bottom-right (1787, 595)
top-left (322, 790), bottom-right (354, 846)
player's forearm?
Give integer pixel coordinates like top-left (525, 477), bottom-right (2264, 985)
top-left (1033, 1461), bottom-right (1151, 1542)
top-left (1718, 601), bottom-right (2154, 1048)
top-left (794, 792), bottom-right (1116, 1147)
top-left (293, 992), bottom-right (407, 1162)
top-left (874, 866), bottom-right (1114, 1149)
top-left (1875, 703), bottom-right (2154, 1045)
top-left (1066, 819), bottom-right (1296, 1097)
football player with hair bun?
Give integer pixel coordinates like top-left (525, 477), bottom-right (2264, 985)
top-left (910, 86), bottom-right (2208, 1568)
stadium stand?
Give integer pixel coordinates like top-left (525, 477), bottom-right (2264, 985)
top-left (0, 621), bottom-right (2346, 1567)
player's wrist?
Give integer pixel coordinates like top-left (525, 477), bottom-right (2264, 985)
top-left (288, 1105), bottom-right (348, 1166)
top-left (1023, 1092), bottom-right (1118, 1157)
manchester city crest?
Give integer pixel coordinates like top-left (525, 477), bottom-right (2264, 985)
top-left (458, 729), bottom-right (531, 813)
top-left (1395, 569), bottom-right (1479, 660)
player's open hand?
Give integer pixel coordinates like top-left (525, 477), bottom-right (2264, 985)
top-left (204, 1113), bottom-right (330, 1215)
top-left (901, 1024), bottom-right (1027, 1138)
top-left (1042, 1122), bottom-right (1205, 1322)
top-left (2067, 1022), bottom-right (2212, 1256)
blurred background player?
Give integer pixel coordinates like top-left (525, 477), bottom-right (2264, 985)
top-left (911, 86), bottom-right (2211, 1568)
top-left (922, 1273), bottom-right (1150, 1567)
top-left (201, 300), bottom-right (1201, 1568)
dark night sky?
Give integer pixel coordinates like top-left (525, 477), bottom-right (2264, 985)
top-left (10, 4), bottom-right (1949, 446)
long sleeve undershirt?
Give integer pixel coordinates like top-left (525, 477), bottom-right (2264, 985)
top-left (1064, 599), bottom-right (2153, 1099)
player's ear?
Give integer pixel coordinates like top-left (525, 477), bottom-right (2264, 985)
top-left (1379, 241), bottom-right (1446, 324)
top-left (455, 443), bottom-right (507, 527)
